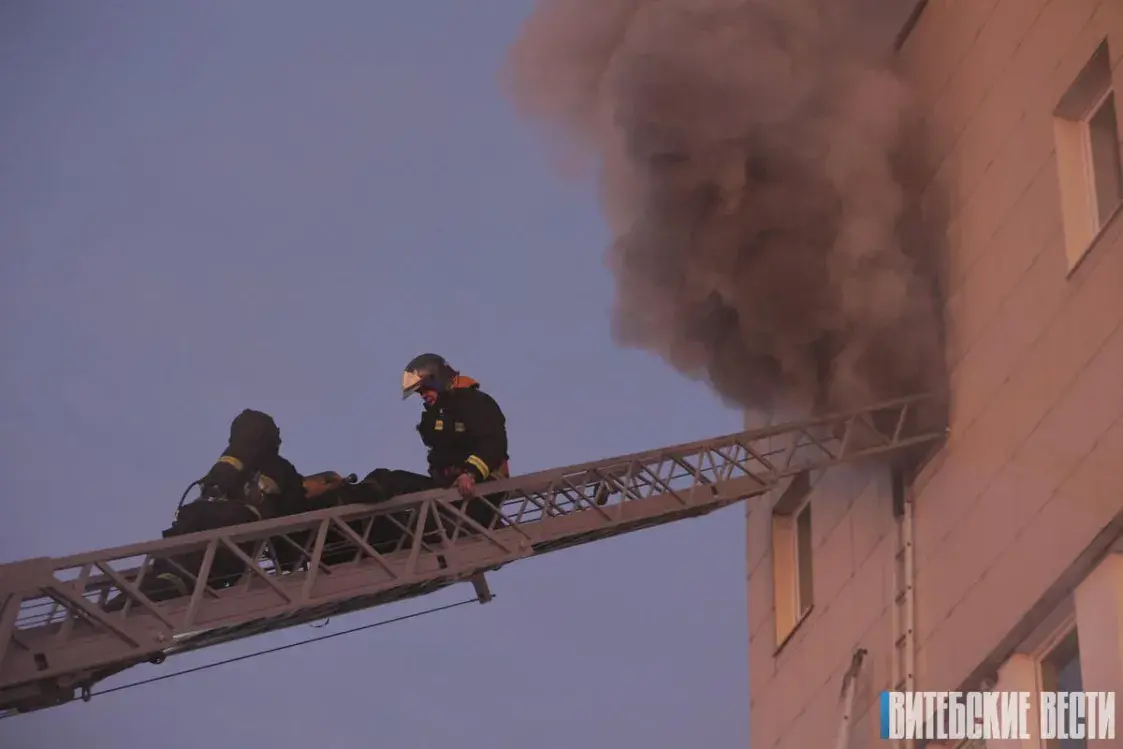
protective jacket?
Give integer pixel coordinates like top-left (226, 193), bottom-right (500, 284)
top-left (417, 376), bottom-right (510, 484)
top-left (198, 409), bottom-right (306, 518)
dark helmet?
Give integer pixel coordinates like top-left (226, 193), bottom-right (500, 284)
top-left (229, 409), bottom-right (281, 453)
top-left (401, 353), bottom-right (457, 400)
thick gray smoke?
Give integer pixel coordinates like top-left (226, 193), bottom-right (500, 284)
top-left (504, 0), bottom-right (948, 421)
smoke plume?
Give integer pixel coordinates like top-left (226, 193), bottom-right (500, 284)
top-left (503, 0), bottom-right (948, 421)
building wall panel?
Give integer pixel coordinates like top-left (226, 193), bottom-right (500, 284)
top-left (745, 1), bottom-right (1123, 746)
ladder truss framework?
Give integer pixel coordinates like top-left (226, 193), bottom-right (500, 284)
top-left (0, 393), bottom-right (944, 712)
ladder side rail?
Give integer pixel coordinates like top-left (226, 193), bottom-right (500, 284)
top-left (0, 394), bottom-right (945, 709)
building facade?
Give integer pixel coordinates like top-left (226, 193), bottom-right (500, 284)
top-left (745, 1), bottom-right (1123, 747)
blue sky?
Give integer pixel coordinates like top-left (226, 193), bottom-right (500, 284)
top-left (0, 2), bottom-right (749, 747)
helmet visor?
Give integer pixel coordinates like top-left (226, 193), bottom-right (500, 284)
top-left (402, 370), bottom-right (423, 399)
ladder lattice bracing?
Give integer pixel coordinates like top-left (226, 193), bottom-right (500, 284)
top-left (0, 394), bottom-right (944, 715)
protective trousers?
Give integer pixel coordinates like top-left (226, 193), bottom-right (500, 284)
top-left (357, 468), bottom-right (506, 542)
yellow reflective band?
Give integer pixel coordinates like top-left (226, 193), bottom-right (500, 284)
top-left (466, 455), bottom-right (490, 480)
top-left (218, 455), bottom-right (244, 471)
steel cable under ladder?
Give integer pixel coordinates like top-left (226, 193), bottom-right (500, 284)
top-left (0, 597), bottom-right (478, 721)
top-left (0, 393), bottom-right (945, 716)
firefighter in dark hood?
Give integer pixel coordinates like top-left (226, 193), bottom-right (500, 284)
top-left (196, 409), bottom-right (307, 514)
top-left (354, 353), bottom-right (510, 534)
top-left (143, 409), bottom-right (309, 602)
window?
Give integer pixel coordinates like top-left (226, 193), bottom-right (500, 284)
top-left (771, 471), bottom-right (813, 649)
top-left (1088, 95), bottom-right (1122, 224)
top-left (1039, 629), bottom-right (1086, 749)
top-left (1053, 40), bottom-right (1123, 271)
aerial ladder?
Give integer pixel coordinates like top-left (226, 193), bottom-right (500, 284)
top-left (0, 393), bottom-right (945, 717)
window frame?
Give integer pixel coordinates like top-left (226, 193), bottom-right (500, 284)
top-left (1052, 39), bottom-right (1123, 274)
top-left (1081, 88), bottom-right (1123, 233)
top-left (771, 472), bottom-right (814, 652)
top-left (1035, 626), bottom-right (1087, 749)
top-left (1038, 627), bottom-right (1083, 694)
